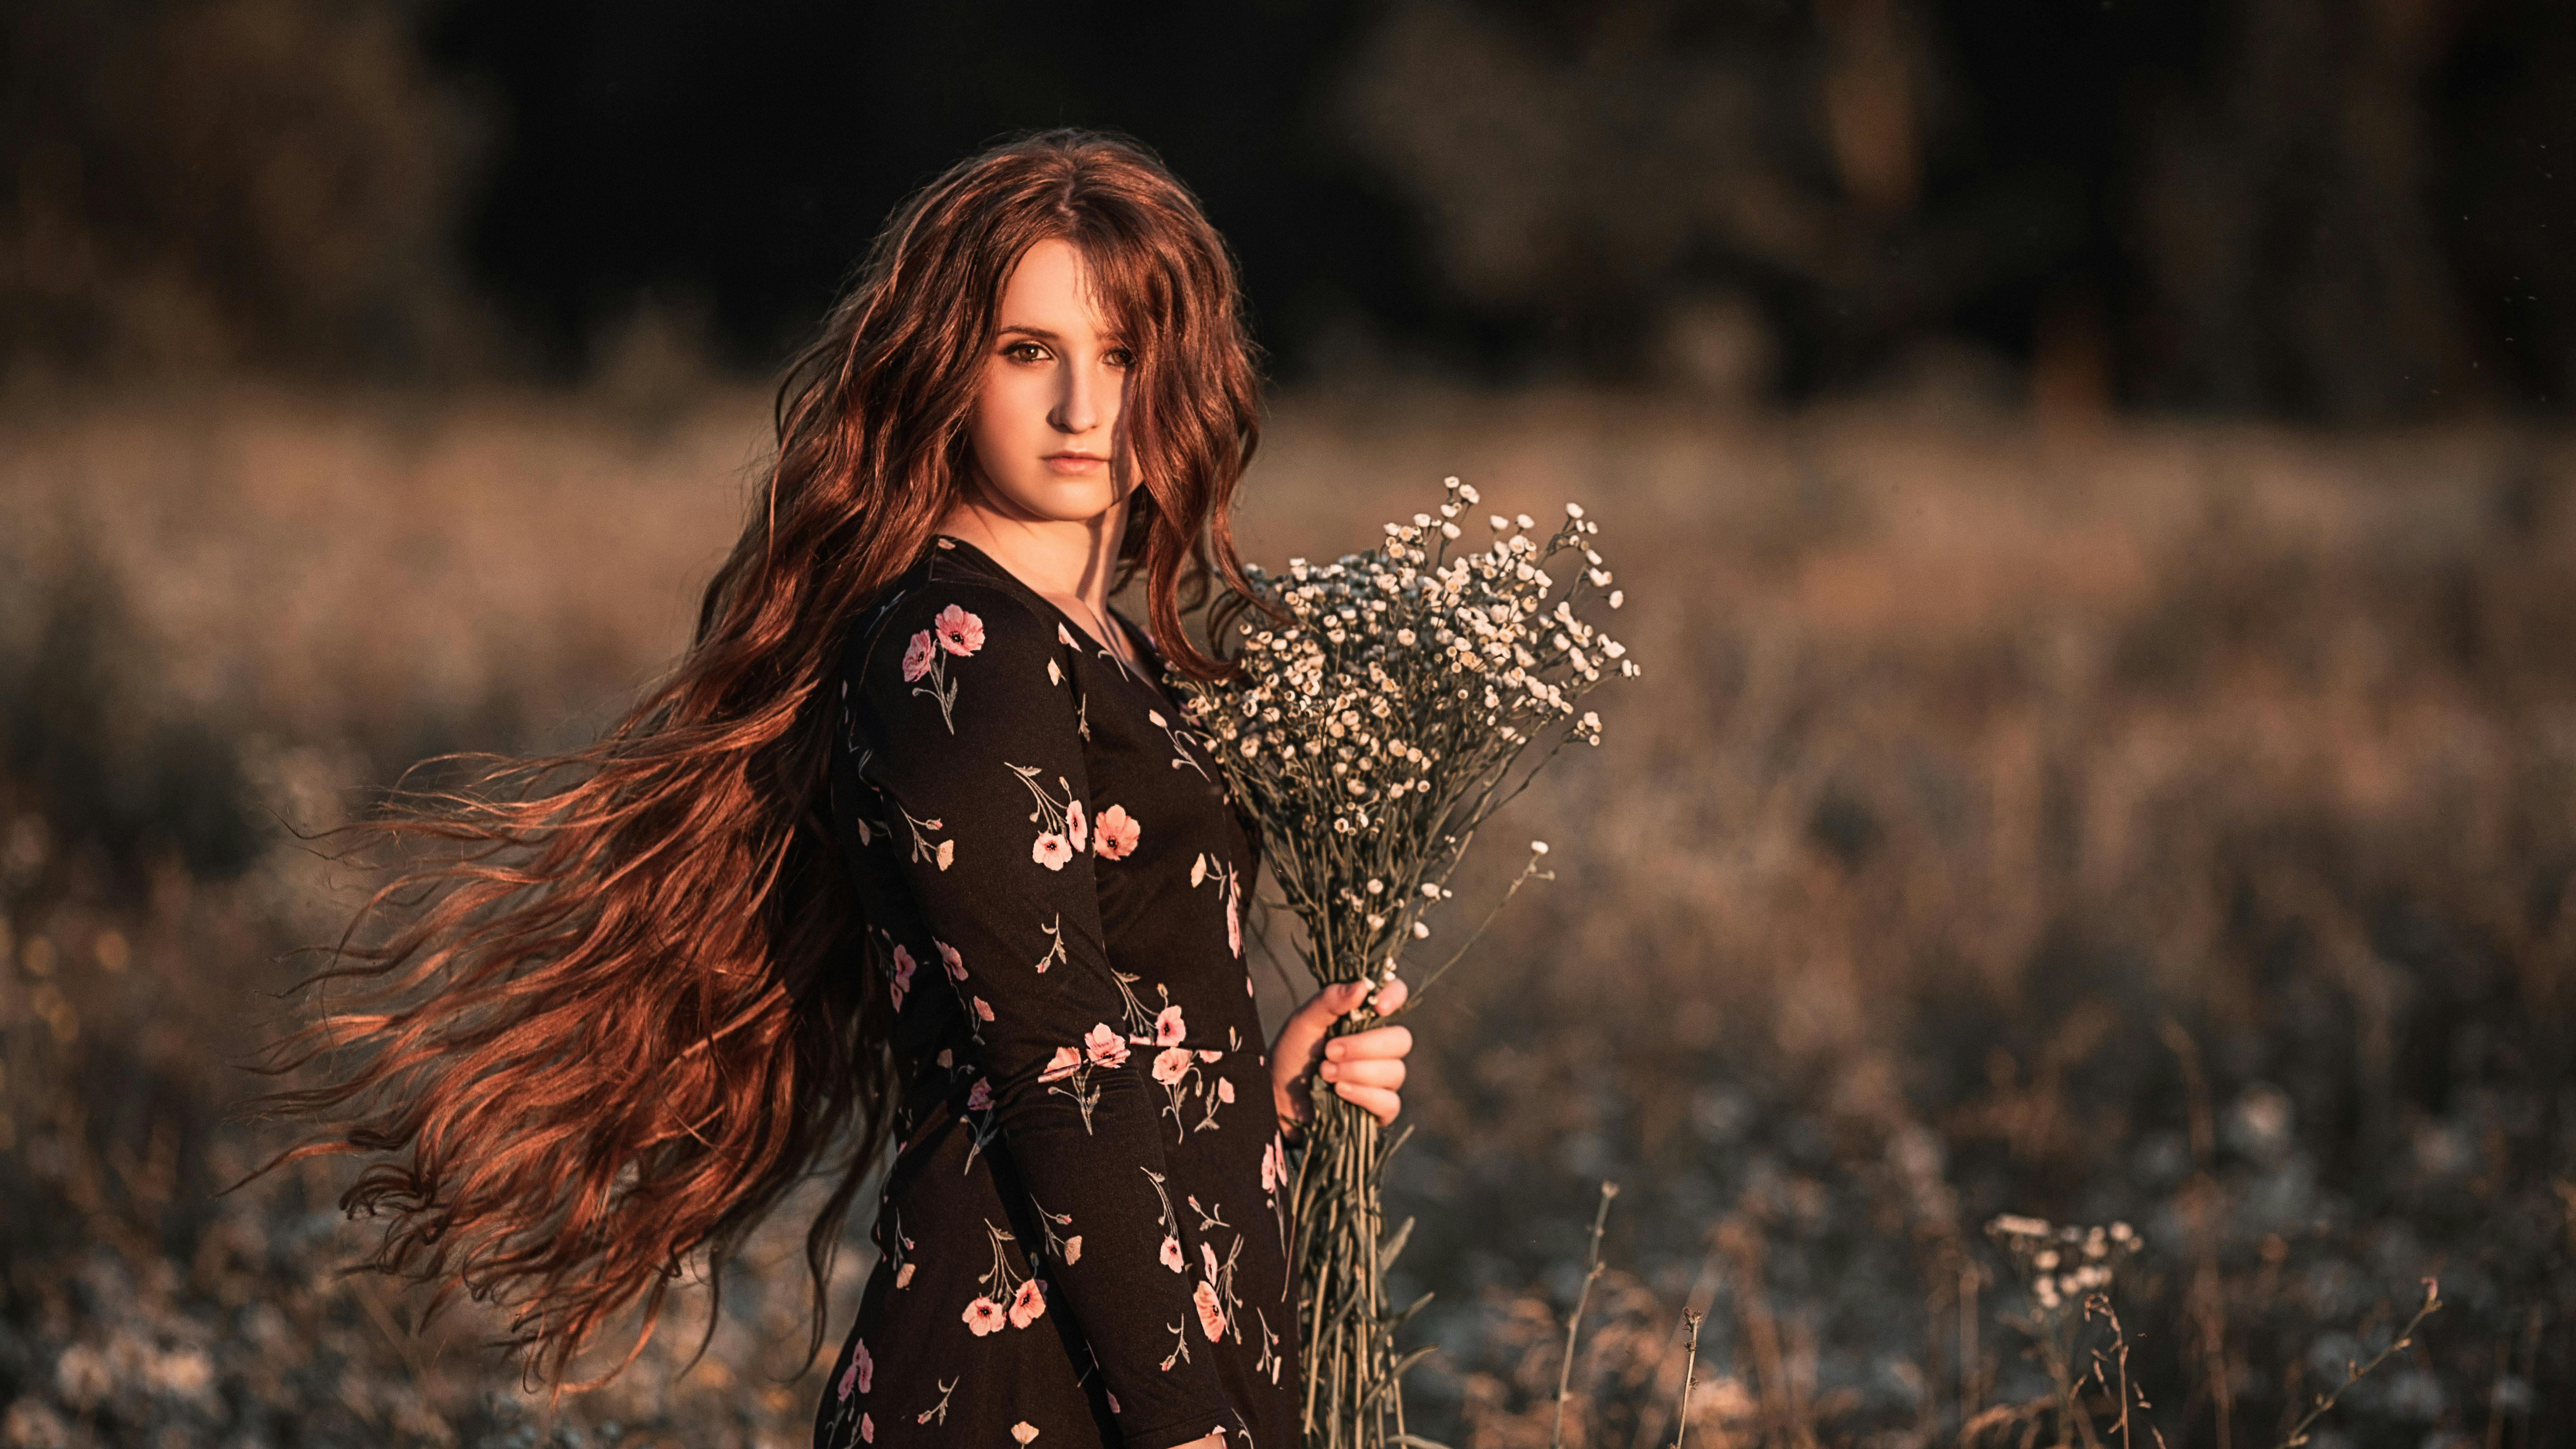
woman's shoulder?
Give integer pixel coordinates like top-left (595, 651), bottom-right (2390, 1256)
top-left (838, 546), bottom-right (1079, 702)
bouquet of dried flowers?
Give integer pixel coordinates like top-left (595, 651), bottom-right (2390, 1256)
top-left (1171, 474), bottom-right (1637, 1449)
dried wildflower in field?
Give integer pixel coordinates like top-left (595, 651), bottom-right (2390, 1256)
top-left (1976, 1215), bottom-right (2149, 1447)
top-left (1171, 475), bottom-right (1636, 1449)
top-left (1987, 1214), bottom-right (2143, 1320)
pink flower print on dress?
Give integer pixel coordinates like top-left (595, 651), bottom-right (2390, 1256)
top-left (963, 1296), bottom-right (1007, 1336)
top-left (1154, 1004), bottom-right (1186, 1046)
top-left (1260, 1137), bottom-right (1282, 1192)
top-left (861, 1413), bottom-right (875, 1443)
top-left (1159, 1234), bottom-right (1186, 1272)
top-left (966, 1077), bottom-right (992, 1112)
top-left (1197, 1048), bottom-right (1222, 1063)
top-left (1193, 1278), bottom-right (1225, 1341)
top-left (973, 996), bottom-right (995, 1022)
top-left (896, 1261), bottom-right (916, 1288)
top-left (1152, 1047), bottom-right (1192, 1085)
top-left (1083, 1023), bottom-right (1129, 1068)
top-left (1007, 764), bottom-right (1083, 869)
top-left (1093, 804), bottom-right (1141, 860)
top-left (1039, 1046), bottom-right (1082, 1082)
top-left (1063, 1235), bottom-right (1082, 1264)
top-left (1009, 1277), bottom-right (1048, 1329)
top-left (1201, 1241), bottom-right (1218, 1278)
top-left (937, 939), bottom-right (965, 981)
top-left (1066, 798), bottom-right (1088, 854)
top-left (888, 945), bottom-right (916, 1012)
top-left (1011, 1424), bottom-right (1040, 1446)
top-left (933, 604), bottom-right (985, 656)
top-left (1218, 1077), bottom-right (1235, 1103)
top-left (1226, 879), bottom-right (1242, 957)
top-left (901, 631), bottom-right (937, 682)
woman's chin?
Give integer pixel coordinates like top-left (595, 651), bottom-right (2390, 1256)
top-left (988, 476), bottom-right (1132, 526)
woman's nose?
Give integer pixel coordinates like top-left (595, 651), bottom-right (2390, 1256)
top-left (1051, 360), bottom-right (1106, 435)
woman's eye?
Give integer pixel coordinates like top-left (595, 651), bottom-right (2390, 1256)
top-left (1004, 341), bottom-right (1047, 363)
top-left (1106, 348), bottom-right (1135, 368)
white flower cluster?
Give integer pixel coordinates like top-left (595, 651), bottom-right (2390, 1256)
top-left (1986, 1214), bottom-right (2141, 1313)
top-left (1174, 475), bottom-right (1635, 983)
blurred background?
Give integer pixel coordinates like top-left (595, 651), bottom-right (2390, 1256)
top-left (3, 1), bottom-right (2573, 1446)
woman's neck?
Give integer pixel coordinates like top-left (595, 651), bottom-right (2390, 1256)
top-left (935, 489), bottom-right (1137, 657)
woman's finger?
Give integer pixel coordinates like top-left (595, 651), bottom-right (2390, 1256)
top-left (1295, 980), bottom-right (1370, 1029)
top-left (1319, 1057), bottom-right (1406, 1090)
top-left (1330, 1082), bottom-right (1402, 1124)
top-left (1325, 1023), bottom-right (1412, 1062)
top-left (1276, 984), bottom-right (1361, 1063)
top-left (1368, 976), bottom-right (1408, 1015)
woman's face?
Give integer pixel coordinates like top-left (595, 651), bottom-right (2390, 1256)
top-left (963, 237), bottom-right (1135, 525)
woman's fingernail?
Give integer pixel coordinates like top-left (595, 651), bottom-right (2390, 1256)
top-left (1320, 1063), bottom-right (1339, 1079)
top-left (1324, 1042), bottom-right (1343, 1060)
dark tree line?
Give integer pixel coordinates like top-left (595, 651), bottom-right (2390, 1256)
top-left (4, 0), bottom-right (2572, 420)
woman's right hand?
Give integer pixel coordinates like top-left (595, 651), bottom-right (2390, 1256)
top-left (1269, 976), bottom-right (1412, 1136)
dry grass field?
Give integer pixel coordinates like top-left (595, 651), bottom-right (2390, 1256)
top-left (2, 381), bottom-right (2571, 1448)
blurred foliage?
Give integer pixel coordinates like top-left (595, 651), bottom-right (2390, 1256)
top-left (11, 0), bottom-right (2576, 416)
top-left (1332, 0), bottom-right (2576, 418)
top-left (0, 0), bottom-right (493, 382)
top-left (0, 543), bottom-right (261, 883)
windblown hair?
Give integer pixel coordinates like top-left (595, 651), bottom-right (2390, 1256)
top-left (247, 127), bottom-right (1267, 1387)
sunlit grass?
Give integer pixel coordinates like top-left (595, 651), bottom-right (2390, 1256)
top-left (1, 382), bottom-right (2568, 1447)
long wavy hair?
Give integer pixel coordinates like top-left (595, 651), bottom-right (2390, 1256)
top-left (247, 127), bottom-right (1267, 1388)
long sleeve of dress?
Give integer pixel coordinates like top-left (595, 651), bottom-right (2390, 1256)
top-left (838, 577), bottom-right (1235, 1449)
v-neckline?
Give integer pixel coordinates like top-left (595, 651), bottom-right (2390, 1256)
top-left (930, 534), bottom-right (1168, 694)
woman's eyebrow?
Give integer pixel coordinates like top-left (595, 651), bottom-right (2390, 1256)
top-left (996, 323), bottom-right (1130, 346)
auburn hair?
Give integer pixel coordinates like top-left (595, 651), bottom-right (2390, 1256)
top-left (247, 127), bottom-right (1267, 1387)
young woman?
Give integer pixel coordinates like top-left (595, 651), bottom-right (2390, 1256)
top-left (260, 129), bottom-right (1414, 1449)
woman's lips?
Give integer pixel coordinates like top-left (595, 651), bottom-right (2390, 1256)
top-left (1044, 454), bottom-right (1106, 473)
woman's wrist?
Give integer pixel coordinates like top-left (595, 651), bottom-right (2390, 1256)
top-left (1272, 1079), bottom-right (1307, 1146)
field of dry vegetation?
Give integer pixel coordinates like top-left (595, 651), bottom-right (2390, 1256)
top-left (1, 382), bottom-right (2570, 1449)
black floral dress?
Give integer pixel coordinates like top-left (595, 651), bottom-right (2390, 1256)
top-left (813, 535), bottom-right (1299, 1449)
